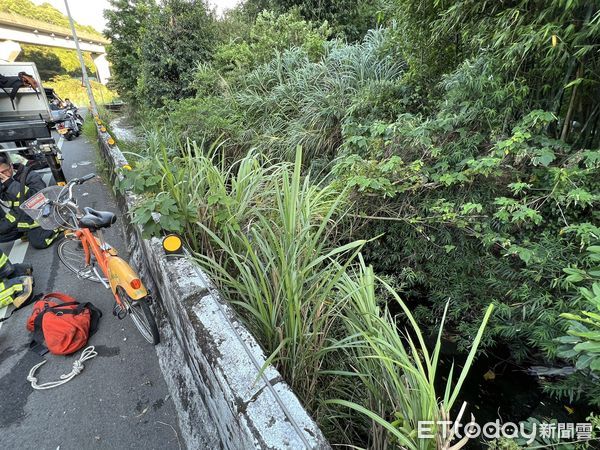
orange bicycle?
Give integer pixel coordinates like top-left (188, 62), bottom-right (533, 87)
top-left (21, 173), bottom-right (160, 344)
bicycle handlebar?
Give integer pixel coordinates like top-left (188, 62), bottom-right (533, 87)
top-left (76, 173), bottom-right (96, 184)
top-left (51, 173), bottom-right (96, 208)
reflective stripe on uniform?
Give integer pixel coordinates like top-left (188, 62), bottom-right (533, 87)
top-left (0, 253), bottom-right (7, 268)
top-left (10, 191), bottom-right (21, 208)
top-left (8, 187), bottom-right (28, 208)
top-left (17, 221), bottom-right (39, 230)
top-left (0, 282), bottom-right (23, 308)
top-left (5, 213), bottom-right (16, 223)
top-left (39, 230), bottom-right (60, 247)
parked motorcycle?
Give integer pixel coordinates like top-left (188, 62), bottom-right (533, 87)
top-left (56, 109), bottom-right (80, 141)
top-left (69, 105), bottom-right (84, 124)
top-left (67, 106), bottom-right (84, 134)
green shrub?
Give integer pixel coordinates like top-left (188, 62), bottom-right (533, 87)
top-left (333, 59), bottom-right (600, 402)
top-left (164, 96), bottom-right (244, 155)
top-left (132, 0), bottom-right (215, 108)
top-left (105, 0), bottom-right (600, 441)
top-left (234, 28), bottom-right (404, 161)
top-left (120, 139), bottom-right (494, 448)
top-left (212, 9), bottom-right (331, 80)
top-left (551, 245), bottom-right (600, 405)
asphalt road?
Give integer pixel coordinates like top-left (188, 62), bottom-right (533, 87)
top-left (0, 130), bottom-right (183, 449)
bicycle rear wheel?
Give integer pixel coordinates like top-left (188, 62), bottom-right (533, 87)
top-left (117, 287), bottom-right (160, 345)
top-left (57, 235), bottom-right (107, 283)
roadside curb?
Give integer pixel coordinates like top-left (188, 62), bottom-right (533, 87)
top-left (94, 123), bottom-right (331, 450)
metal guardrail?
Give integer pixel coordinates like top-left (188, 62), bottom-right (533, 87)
top-left (0, 11), bottom-right (108, 45)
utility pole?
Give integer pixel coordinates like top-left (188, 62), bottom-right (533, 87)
top-left (64, 0), bottom-right (98, 116)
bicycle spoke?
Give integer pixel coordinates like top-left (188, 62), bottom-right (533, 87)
top-left (57, 237), bottom-right (107, 283)
top-left (117, 288), bottom-right (159, 345)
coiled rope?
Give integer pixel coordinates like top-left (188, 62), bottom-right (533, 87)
top-left (27, 346), bottom-right (97, 390)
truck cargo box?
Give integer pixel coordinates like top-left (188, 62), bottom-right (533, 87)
top-left (0, 62), bottom-right (52, 143)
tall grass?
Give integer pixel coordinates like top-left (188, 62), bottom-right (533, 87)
top-left (236, 28), bottom-right (405, 162)
top-left (195, 147), bottom-right (366, 404)
top-left (125, 134), bottom-right (494, 448)
top-left (82, 114), bottom-right (98, 141)
top-left (325, 257), bottom-right (494, 449)
top-left (135, 130), bottom-right (280, 254)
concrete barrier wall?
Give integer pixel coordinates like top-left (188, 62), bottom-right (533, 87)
top-left (94, 124), bottom-right (331, 450)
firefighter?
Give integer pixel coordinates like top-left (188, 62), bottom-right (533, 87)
top-left (0, 249), bottom-right (33, 308)
top-left (0, 153), bottom-right (59, 249)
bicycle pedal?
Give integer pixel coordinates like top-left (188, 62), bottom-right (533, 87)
top-left (113, 304), bottom-right (127, 320)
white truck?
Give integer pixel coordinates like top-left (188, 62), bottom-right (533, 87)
top-left (0, 62), bottom-right (66, 184)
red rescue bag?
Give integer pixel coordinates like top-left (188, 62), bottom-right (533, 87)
top-left (26, 292), bottom-right (102, 355)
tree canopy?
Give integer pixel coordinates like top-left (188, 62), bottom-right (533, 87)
top-left (104, 0), bottom-right (600, 447)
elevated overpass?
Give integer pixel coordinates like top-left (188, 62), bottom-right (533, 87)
top-left (0, 12), bottom-right (110, 84)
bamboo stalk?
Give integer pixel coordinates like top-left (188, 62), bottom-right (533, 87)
top-left (560, 64), bottom-right (582, 142)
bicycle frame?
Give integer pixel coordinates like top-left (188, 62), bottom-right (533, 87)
top-left (34, 175), bottom-right (159, 344)
top-left (72, 227), bottom-right (148, 303)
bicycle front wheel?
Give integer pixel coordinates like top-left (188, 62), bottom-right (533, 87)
top-left (117, 287), bottom-right (160, 345)
top-left (57, 235), bottom-right (107, 283)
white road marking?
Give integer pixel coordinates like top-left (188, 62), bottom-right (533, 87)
top-left (0, 239), bottom-right (30, 330)
top-left (57, 136), bottom-right (65, 150)
top-left (9, 239), bottom-right (29, 264)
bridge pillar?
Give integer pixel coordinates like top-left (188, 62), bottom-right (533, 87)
top-left (92, 53), bottom-right (111, 85)
top-left (0, 40), bottom-right (21, 62)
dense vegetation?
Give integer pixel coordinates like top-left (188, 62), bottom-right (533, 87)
top-left (105, 0), bottom-right (600, 448)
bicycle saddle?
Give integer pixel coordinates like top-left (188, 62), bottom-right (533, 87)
top-left (79, 207), bottom-right (116, 229)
